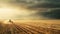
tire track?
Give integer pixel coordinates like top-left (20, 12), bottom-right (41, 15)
top-left (13, 23), bottom-right (34, 34)
top-left (17, 24), bottom-right (45, 34)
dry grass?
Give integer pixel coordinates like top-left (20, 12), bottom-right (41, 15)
top-left (0, 20), bottom-right (60, 34)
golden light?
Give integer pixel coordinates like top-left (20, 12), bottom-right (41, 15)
top-left (0, 7), bottom-right (32, 20)
top-left (0, 7), bottom-right (19, 19)
top-left (0, 3), bottom-right (35, 20)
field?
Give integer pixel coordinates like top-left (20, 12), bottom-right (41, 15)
top-left (0, 20), bottom-right (60, 34)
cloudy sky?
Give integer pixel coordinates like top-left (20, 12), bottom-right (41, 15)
top-left (0, 0), bottom-right (60, 20)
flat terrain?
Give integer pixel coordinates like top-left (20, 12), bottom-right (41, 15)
top-left (0, 20), bottom-right (60, 34)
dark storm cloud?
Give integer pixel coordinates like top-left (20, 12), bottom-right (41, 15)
top-left (9, 0), bottom-right (60, 19)
top-left (1, 0), bottom-right (60, 19)
top-left (36, 8), bottom-right (60, 19)
top-left (1, 0), bottom-right (60, 8)
top-left (14, 0), bottom-right (60, 8)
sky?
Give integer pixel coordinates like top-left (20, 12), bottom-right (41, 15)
top-left (0, 0), bottom-right (60, 20)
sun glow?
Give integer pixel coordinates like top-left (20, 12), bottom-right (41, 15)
top-left (0, 7), bottom-right (19, 19)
